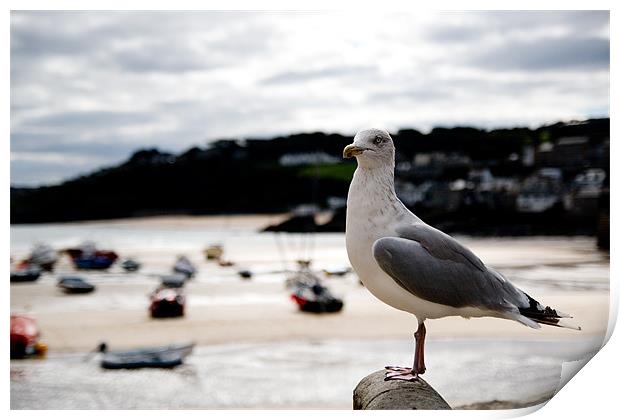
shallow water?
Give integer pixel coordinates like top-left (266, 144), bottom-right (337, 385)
top-left (10, 337), bottom-right (602, 409)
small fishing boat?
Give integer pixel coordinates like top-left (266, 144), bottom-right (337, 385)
top-left (322, 267), bottom-right (352, 277)
top-left (290, 282), bottom-right (344, 314)
top-left (173, 256), bottom-right (196, 278)
top-left (73, 253), bottom-right (117, 270)
top-left (57, 276), bottom-right (96, 294)
top-left (94, 342), bottom-right (194, 369)
top-left (10, 265), bottom-right (42, 283)
top-left (27, 243), bottom-right (58, 272)
top-left (121, 258), bottom-right (141, 272)
top-left (10, 314), bottom-right (48, 359)
top-left (204, 244), bottom-right (224, 260)
top-left (160, 274), bottom-right (186, 288)
top-left (64, 242), bottom-right (118, 270)
top-left (149, 286), bottom-right (186, 318)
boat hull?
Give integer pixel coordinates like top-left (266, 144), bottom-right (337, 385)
top-left (10, 268), bottom-right (42, 283)
top-left (10, 315), bottom-right (43, 359)
top-left (149, 288), bottom-right (186, 318)
top-left (100, 344), bottom-right (194, 369)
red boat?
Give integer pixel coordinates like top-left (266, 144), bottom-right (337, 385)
top-left (10, 314), bottom-right (47, 359)
top-left (149, 287), bottom-right (185, 318)
top-left (290, 282), bottom-right (344, 314)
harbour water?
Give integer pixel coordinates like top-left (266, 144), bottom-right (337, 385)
top-left (10, 216), bottom-right (610, 409)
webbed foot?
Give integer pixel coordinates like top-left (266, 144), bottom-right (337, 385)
top-left (384, 366), bottom-right (420, 381)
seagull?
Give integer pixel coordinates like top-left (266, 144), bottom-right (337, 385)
top-left (343, 128), bottom-right (580, 382)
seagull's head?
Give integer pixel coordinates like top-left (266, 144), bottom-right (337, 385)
top-left (343, 128), bottom-right (395, 169)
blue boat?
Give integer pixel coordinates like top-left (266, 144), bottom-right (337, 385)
top-left (65, 242), bottom-right (118, 270)
top-left (74, 255), bottom-right (116, 270)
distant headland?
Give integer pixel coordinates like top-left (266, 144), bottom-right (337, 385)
top-left (11, 118), bottom-right (609, 240)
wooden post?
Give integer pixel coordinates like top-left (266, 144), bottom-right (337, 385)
top-left (353, 370), bottom-right (451, 410)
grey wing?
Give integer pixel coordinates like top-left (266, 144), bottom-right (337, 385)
top-left (372, 224), bottom-right (528, 312)
top-left (394, 223), bottom-right (486, 271)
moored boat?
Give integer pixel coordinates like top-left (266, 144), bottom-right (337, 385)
top-left (204, 244), bottom-right (224, 260)
top-left (10, 265), bottom-right (42, 283)
top-left (290, 282), bottom-right (344, 314)
top-left (322, 266), bottom-right (352, 277)
top-left (27, 243), bottom-right (58, 272)
top-left (121, 258), bottom-right (141, 272)
top-left (94, 342), bottom-right (194, 369)
top-left (57, 276), bottom-right (96, 294)
top-left (172, 255), bottom-right (196, 278)
top-left (149, 286), bottom-right (186, 318)
top-left (10, 314), bottom-right (48, 359)
top-left (64, 241), bottom-right (118, 270)
top-left (160, 274), bottom-right (186, 288)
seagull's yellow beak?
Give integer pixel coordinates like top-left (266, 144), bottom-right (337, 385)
top-left (343, 144), bottom-right (365, 159)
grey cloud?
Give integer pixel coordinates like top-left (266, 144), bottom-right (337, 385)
top-left (438, 76), bottom-right (579, 94)
top-left (428, 25), bottom-right (483, 43)
top-left (111, 46), bottom-right (214, 73)
top-left (11, 132), bottom-right (71, 152)
top-left (11, 11), bottom-right (277, 75)
top-left (367, 77), bottom-right (556, 105)
top-left (478, 10), bottom-right (608, 34)
top-left (108, 31), bottom-right (275, 74)
top-left (428, 11), bottom-right (608, 44)
top-left (11, 28), bottom-right (93, 58)
top-left (11, 132), bottom-right (137, 159)
top-left (369, 87), bottom-right (453, 103)
top-left (24, 110), bottom-right (155, 129)
top-left (469, 36), bottom-right (609, 71)
top-left (11, 12), bottom-right (134, 59)
top-left (261, 65), bottom-right (377, 85)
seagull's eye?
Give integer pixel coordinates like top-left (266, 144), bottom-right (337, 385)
top-left (373, 135), bottom-right (383, 145)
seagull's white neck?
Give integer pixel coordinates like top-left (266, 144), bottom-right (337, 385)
top-left (352, 165), bottom-right (396, 199)
top-left (347, 165), bottom-right (415, 226)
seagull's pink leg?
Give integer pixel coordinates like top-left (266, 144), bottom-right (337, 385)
top-left (385, 322), bottom-right (426, 381)
top-left (415, 322), bottom-right (426, 374)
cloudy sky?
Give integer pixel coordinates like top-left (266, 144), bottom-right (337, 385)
top-left (11, 10), bottom-right (609, 186)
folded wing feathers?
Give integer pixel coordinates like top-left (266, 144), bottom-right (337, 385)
top-left (391, 222), bottom-right (581, 331)
top-left (395, 224), bottom-right (486, 272)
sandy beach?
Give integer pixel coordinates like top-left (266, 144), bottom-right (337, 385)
top-left (10, 280), bottom-right (609, 352)
top-left (10, 215), bottom-right (610, 409)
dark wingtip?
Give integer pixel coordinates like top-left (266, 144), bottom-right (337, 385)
top-left (519, 293), bottom-right (580, 329)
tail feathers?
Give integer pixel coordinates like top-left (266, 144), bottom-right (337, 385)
top-left (518, 293), bottom-right (582, 331)
top-left (534, 317), bottom-right (582, 331)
